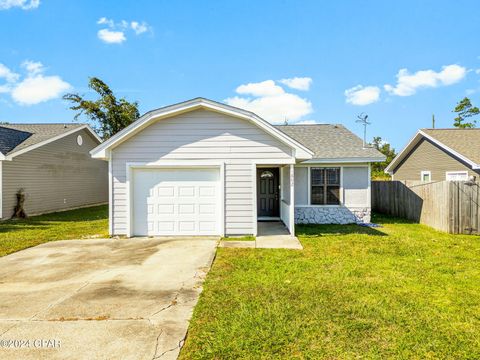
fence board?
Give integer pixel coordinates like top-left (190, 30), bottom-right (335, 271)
top-left (372, 180), bottom-right (479, 234)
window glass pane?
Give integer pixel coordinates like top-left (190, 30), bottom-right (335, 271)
top-left (326, 186), bottom-right (340, 205)
top-left (326, 168), bottom-right (340, 185)
top-left (311, 168), bottom-right (324, 186)
top-left (311, 186), bottom-right (324, 205)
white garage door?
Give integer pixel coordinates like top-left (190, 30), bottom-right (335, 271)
top-left (132, 168), bottom-right (220, 236)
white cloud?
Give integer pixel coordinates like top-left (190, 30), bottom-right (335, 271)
top-left (0, 63), bottom-right (20, 83)
top-left (131, 21), bottom-right (149, 35)
top-left (97, 17), bottom-right (151, 44)
top-left (384, 64), bottom-right (467, 96)
top-left (475, 69), bottom-right (480, 75)
top-left (236, 80), bottom-right (284, 97)
top-left (0, 0), bottom-right (39, 10)
top-left (225, 79), bottom-right (313, 123)
top-left (11, 75), bottom-right (71, 105)
top-left (97, 17), bottom-right (114, 27)
top-left (21, 60), bottom-right (44, 75)
top-left (0, 60), bottom-right (71, 105)
top-left (345, 85), bottom-right (381, 106)
top-left (97, 29), bottom-right (126, 44)
top-left (294, 119), bottom-right (318, 124)
top-left (279, 77), bottom-right (312, 91)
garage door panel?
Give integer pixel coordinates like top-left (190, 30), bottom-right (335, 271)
top-left (178, 186), bottom-right (195, 197)
top-left (178, 203), bottom-right (195, 214)
top-left (199, 221), bottom-right (216, 232)
top-left (156, 186), bottom-right (174, 197)
top-left (132, 168), bottom-right (220, 236)
top-left (199, 203), bottom-right (216, 214)
top-left (199, 186), bottom-right (216, 197)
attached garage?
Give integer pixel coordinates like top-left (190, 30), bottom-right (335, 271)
top-left (92, 98), bottom-right (381, 237)
top-left (129, 166), bottom-right (223, 236)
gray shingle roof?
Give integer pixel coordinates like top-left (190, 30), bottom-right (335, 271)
top-left (275, 124), bottom-right (384, 160)
top-left (421, 128), bottom-right (480, 164)
top-left (0, 123), bottom-right (85, 155)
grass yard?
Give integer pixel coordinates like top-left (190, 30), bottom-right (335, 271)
top-left (0, 205), bottom-right (108, 257)
top-left (181, 215), bottom-right (480, 359)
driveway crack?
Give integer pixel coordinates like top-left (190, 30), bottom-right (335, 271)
top-left (153, 334), bottom-right (186, 359)
top-left (150, 282), bottom-right (184, 317)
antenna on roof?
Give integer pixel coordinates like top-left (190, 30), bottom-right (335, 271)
top-left (356, 113), bottom-right (371, 148)
top-left (284, 117), bottom-right (288, 125)
top-left (432, 114), bottom-right (435, 129)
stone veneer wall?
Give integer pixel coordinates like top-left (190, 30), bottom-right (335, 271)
top-left (295, 206), bottom-right (371, 224)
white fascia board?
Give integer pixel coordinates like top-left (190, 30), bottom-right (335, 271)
top-left (302, 156), bottom-right (385, 164)
top-left (385, 131), bottom-right (423, 174)
top-left (90, 98), bottom-right (314, 160)
top-left (5, 125), bottom-right (101, 161)
top-left (418, 130), bottom-right (479, 169)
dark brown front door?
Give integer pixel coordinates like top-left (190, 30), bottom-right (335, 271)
top-left (257, 168), bottom-right (280, 217)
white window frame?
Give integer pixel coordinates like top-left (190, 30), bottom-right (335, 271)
top-left (306, 166), bottom-right (343, 207)
top-left (445, 171), bottom-right (468, 181)
top-left (295, 164), bottom-right (370, 208)
top-left (420, 170), bottom-right (431, 182)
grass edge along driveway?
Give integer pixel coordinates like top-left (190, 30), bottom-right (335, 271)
top-left (0, 205), bottom-right (108, 257)
top-left (180, 215), bottom-right (480, 359)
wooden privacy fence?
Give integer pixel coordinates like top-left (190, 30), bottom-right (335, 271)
top-left (372, 180), bottom-right (480, 235)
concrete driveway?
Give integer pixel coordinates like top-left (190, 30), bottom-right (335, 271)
top-left (0, 237), bottom-right (218, 360)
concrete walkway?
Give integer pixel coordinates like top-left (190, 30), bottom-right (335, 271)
top-left (219, 222), bottom-right (303, 250)
top-left (0, 237), bottom-right (218, 360)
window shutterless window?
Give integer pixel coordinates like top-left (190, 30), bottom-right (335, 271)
top-left (311, 167), bottom-right (340, 205)
top-left (421, 170), bottom-right (431, 182)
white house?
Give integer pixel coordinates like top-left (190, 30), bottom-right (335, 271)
top-left (91, 98), bottom-right (384, 237)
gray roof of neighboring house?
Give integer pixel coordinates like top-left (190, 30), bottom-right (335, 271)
top-left (0, 123), bottom-right (85, 155)
top-left (275, 124), bottom-right (384, 160)
top-left (421, 128), bottom-right (480, 164)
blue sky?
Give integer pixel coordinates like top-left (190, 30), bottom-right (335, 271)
top-left (1, 0), bottom-right (479, 149)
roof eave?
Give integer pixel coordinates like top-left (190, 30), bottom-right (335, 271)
top-left (5, 125), bottom-right (101, 161)
top-left (302, 156), bottom-right (386, 164)
top-left (90, 98), bottom-right (314, 160)
top-left (386, 129), bottom-right (480, 173)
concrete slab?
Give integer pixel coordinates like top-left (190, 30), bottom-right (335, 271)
top-left (255, 236), bottom-right (303, 250)
top-left (256, 221), bottom-right (303, 250)
top-left (0, 237), bottom-right (218, 360)
top-left (218, 241), bottom-right (256, 248)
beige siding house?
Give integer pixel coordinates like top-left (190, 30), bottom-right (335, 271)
top-left (386, 129), bottom-right (480, 182)
top-left (0, 124), bottom-right (108, 219)
top-left (91, 98), bottom-right (384, 237)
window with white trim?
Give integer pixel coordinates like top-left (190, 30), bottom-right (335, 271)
top-left (311, 167), bottom-right (340, 205)
top-left (446, 171), bottom-right (468, 181)
top-left (421, 170), bottom-right (431, 182)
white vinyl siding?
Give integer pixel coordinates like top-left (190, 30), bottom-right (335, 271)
top-left (294, 167), bottom-right (308, 205)
top-left (111, 109), bottom-right (292, 236)
top-left (342, 167), bottom-right (369, 207)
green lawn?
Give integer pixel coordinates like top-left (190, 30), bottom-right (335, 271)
top-left (0, 205), bottom-right (108, 257)
top-left (181, 215), bottom-right (480, 359)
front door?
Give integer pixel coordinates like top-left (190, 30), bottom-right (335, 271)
top-left (257, 168), bottom-right (280, 218)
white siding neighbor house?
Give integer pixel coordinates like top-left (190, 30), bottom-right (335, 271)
top-left (91, 98), bottom-right (384, 237)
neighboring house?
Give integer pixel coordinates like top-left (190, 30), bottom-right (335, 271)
top-left (91, 98), bottom-right (384, 237)
top-left (386, 128), bottom-right (480, 182)
top-left (0, 124), bottom-right (108, 219)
